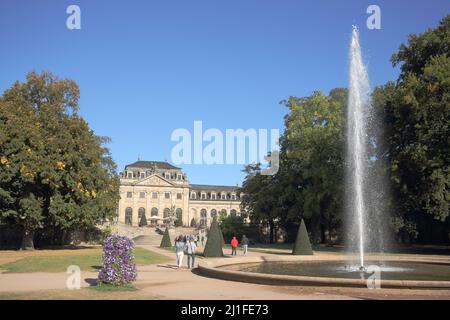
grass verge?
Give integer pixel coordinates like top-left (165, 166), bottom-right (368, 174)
top-left (1, 247), bottom-right (170, 273)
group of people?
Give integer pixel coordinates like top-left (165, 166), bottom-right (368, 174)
top-left (173, 234), bottom-right (250, 269)
top-left (230, 235), bottom-right (249, 255)
top-left (174, 235), bottom-right (197, 269)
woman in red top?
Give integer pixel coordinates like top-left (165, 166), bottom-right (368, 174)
top-left (230, 236), bottom-right (238, 256)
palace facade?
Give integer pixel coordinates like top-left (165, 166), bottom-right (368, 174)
top-left (118, 161), bottom-right (243, 227)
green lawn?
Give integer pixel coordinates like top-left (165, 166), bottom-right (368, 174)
top-left (1, 247), bottom-right (170, 273)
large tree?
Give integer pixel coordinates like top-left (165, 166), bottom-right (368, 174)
top-left (0, 71), bottom-right (120, 249)
top-left (240, 163), bottom-right (283, 243)
top-left (279, 89), bottom-right (346, 243)
top-left (241, 89), bottom-right (346, 244)
top-left (374, 15), bottom-right (450, 242)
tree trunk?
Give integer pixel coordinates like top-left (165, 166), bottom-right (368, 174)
top-left (21, 229), bottom-right (35, 250)
top-left (268, 220), bottom-right (275, 244)
top-left (320, 224), bottom-right (326, 244)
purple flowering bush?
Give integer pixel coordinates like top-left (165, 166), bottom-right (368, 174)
top-left (98, 235), bottom-right (137, 286)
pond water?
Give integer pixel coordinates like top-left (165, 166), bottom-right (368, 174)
top-left (220, 261), bottom-right (450, 281)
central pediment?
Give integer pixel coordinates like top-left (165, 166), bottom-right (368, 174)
top-left (134, 174), bottom-right (175, 187)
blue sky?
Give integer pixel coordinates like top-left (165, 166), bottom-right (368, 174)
top-left (0, 0), bottom-right (448, 186)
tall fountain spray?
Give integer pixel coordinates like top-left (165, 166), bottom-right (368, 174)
top-left (347, 26), bottom-right (372, 269)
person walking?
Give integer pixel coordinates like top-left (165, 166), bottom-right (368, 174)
top-left (241, 235), bottom-right (249, 255)
top-left (174, 236), bottom-right (185, 269)
top-left (185, 237), bottom-right (197, 269)
top-left (230, 236), bottom-right (238, 256)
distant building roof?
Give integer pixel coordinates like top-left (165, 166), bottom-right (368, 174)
top-left (190, 184), bottom-right (239, 191)
top-left (125, 160), bottom-right (180, 170)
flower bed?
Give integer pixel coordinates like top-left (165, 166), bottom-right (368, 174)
top-left (98, 235), bottom-right (137, 286)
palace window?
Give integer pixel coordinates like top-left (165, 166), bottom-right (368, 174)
top-left (200, 209), bottom-right (207, 226)
top-left (230, 209), bottom-right (237, 216)
top-left (152, 192), bottom-right (158, 199)
top-left (138, 207), bottom-right (147, 227)
top-left (151, 208), bottom-right (158, 225)
top-left (125, 207), bottom-right (132, 225)
top-left (139, 192), bottom-right (146, 199)
top-left (177, 193), bottom-right (182, 200)
top-left (126, 192), bottom-right (133, 198)
top-left (175, 208), bottom-right (182, 226)
top-left (163, 208), bottom-right (170, 219)
top-left (165, 192), bottom-right (171, 199)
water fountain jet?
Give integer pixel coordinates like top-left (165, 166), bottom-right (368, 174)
top-left (347, 25), bottom-right (372, 269)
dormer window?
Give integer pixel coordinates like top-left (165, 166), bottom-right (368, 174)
top-left (140, 172), bottom-right (145, 179)
top-left (211, 193), bottom-right (217, 200)
top-left (201, 193), bottom-right (206, 200)
top-left (127, 172), bottom-right (132, 179)
top-left (231, 193), bottom-right (236, 200)
top-left (177, 174), bottom-right (182, 180)
top-left (191, 192), bottom-right (197, 199)
top-left (221, 193), bottom-right (226, 200)
top-left (165, 172), bottom-right (170, 179)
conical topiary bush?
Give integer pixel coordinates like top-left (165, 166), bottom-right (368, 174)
top-left (292, 219), bottom-right (313, 255)
top-left (219, 224), bottom-right (225, 247)
top-left (159, 227), bottom-right (172, 248)
top-left (203, 218), bottom-right (224, 257)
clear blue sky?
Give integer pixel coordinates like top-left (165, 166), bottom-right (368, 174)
top-left (1, 0), bottom-right (448, 186)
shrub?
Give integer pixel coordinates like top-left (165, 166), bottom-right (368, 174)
top-left (292, 219), bottom-right (313, 255)
top-left (203, 218), bottom-right (224, 257)
top-left (159, 227), bottom-right (172, 248)
top-left (98, 235), bottom-right (137, 286)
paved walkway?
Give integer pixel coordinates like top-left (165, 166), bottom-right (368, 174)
top-left (1, 245), bottom-right (449, 300)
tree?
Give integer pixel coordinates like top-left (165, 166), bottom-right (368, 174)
top-left (0, 71), bottom-right (120, 249)
top-left (280, 89), bottom-right (346, 243)
top-left (240, 163), bottom-right (283, 243)
top-left (375, 15), bottom-right (450, 242)
top-left (292, 219), bottom-right (313, 255)
top-left (220, 214), bottom-right (245, 243)
top-left (203, 218), bottom-right (224, 257)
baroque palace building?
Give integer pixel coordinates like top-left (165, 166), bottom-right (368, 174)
top-left (118, 160), bottom-right (243, 227)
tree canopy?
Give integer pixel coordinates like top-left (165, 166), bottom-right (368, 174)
top-left (0, 71), bottom-right (119, 249)
top-left (240, 15), bottom-right (449, 244)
